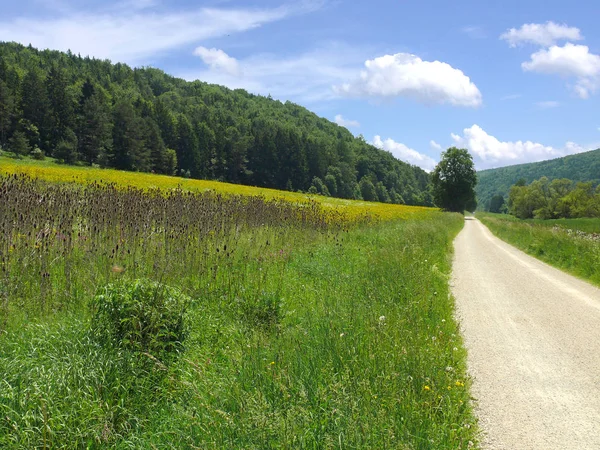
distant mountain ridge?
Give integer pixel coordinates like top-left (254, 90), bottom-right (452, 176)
top-left (476, 148), bottom-right (600, 208)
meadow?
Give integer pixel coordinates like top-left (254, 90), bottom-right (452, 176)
top-left (0, 156), bottom-right (432, 222)
top-left (0, 158), bottom-right (478, 448)
top-left (478, 212), bottom-right (600, 286)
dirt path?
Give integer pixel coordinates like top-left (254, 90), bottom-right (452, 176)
top-left (452, 218), bottom-right (600, 450)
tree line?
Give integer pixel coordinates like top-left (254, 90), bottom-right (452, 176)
top-left (476, 148), bottom-right (600, 209)
top-left (506, 177), bottom-right (600, 219)
top-left (0, 42), bottom-right (433, 205)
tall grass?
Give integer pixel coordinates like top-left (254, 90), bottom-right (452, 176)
top-left (0, 172), bottom-right (478, 448)
top-left (478, 212), bottom-right (600, 286)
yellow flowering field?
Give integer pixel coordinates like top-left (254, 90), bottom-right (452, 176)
top-left (0, 156), bottom-right (436, 221)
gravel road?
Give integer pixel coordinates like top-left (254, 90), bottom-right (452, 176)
top-left (452, 218), bottom-right (600, 450)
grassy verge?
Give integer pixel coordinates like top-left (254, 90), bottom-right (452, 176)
top-left (478, 212), bottom-right (600, 286)
top-left (0, 174), bottom-right (477, 448)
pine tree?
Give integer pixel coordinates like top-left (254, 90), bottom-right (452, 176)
top-left (0, 80), bottom-right (14, 146)
top-left (47, 65), bottom-right (75, 148)
top-left (144, 118), bottom-right (168, 174)
top-left (175, 115), bottom-right (200, 177)
top-left (8, 130), bottom-right (30, 158)
top-left (21, 69), bottom-right (52, 153)
top-left (78, 92), bottom-right (112, 165)
top-left (194, 121), bottom-right (216, 178)
top-left (112, 100), bottom-right (149, 171)
top-left (154, 99), bottom-right (176, 148)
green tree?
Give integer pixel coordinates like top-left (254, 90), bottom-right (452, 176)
top-left (375, 181), bottom-right (391, 203)
top-left (47, 65), bottom-right (75, 148)
top-left (78, 91), bottom-right (112, 165)
top-left (195, 122), bottom-right (216, 178)
top-left (324, 174), bottom-right (338, 197)
top-left (54, 128), bottom-right (78, 164)
top-left (175, 115), bottom-right (200, 177)
top-left (488, 194), bottom-right (505, 213)
top-left (144, 118), bottom-right (168, 174)
top-left (309, 176), bottom-right (330, 196)
top-left (359, 176), bottom-right (377, 202)
top-left (164, 149), bottom-right (178, 175)
top-left (112, 100), bottom-right (149, 171)
top-left (432, 147), bottom-right (477, 213)
top-left (21, 69), bottom-right (52, 153)
top-left (17, 119), bottom-right (40, 150)
top-left (0, 79), bottom-right (15, 145)
top-left (8, 130), bottom-right (30, 158)
top-left (562, 182), bottom-right (598, 218)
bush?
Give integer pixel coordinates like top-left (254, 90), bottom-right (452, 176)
top-left (90, 279), bottom-right (191, 359)
top-left (30, 147), bottom-right (45, 160)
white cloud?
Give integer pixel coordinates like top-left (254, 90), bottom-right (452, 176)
top-left (194, 47), bottom-right (241, 76)
top-left (0, 3), bottom-right (313, 65)
top-left (334, 114), bottom-right (360, 128)
top-left (522, 44), bottom-right (600, 98)
top-left (536, 101), bottom-right (560, 109)
top-left (500, 21), bottom-right (582, 47)
top-left (372, 136), bottom-right (437, 171)
top-left (462, 26), bottom-right (486, 39)
top-left (430, 140), bottom-right (442, 151)
top-left (523, 44), bottom-right (600, 77)
top-left (180, 43), bottom-right (361, 103)
top-left (451, 124), bottom-right (591, 169)
top-left (334, 53), bottom-right (482, 107)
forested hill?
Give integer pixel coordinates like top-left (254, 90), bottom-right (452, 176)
top-left (0, 42), bottom-right (432, 205)
top-left (477, 148), bottom-right (600, 208)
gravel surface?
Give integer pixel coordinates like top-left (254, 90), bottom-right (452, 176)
top-left (452, 218), bottom-right (600, 450)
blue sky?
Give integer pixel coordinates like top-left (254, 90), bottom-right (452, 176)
top-left (2, 0), bottom-right (600, 171)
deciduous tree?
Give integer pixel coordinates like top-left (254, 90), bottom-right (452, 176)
top-left (432, 147), bottom-right (477, 213)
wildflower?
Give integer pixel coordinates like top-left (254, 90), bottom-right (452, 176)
top-left (339, 332), bottom-right (345, 338)
top-left (445, 366), bottom-right (454, 373)
top-left (270, 361), bottom-right (275, 365)
top-left (455, 380), bottom-right (464, 387)
top-left (423, 385), bottom-right (431, 391)
top-left (379, 315), bottom-right (386, 322)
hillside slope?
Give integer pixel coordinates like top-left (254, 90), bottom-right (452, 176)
top-left (477, 149), bottom-right (600, 208)
top-left (0, 42), bottom-right (432, 205)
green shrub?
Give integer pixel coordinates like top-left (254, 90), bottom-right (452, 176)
top-left (90, 279), bottom-right (191, 359)
top-left (30, 147), bottom-right (45, 160)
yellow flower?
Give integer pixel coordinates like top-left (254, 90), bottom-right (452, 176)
top-left (455, 380), bottom-right (465, 387)
top-left (423, 385), bottom-right (431, 391)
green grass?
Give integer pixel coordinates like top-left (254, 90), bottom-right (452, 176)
top-left (0, 175), bottom-right (478, 448)
top-left (478, 212), bottom-right (600, 286)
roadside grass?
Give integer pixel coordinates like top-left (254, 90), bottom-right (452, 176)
top-left (478, 212), bottom-right (600, 286)
top-left (0, 171), bottom-right (478, 448)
